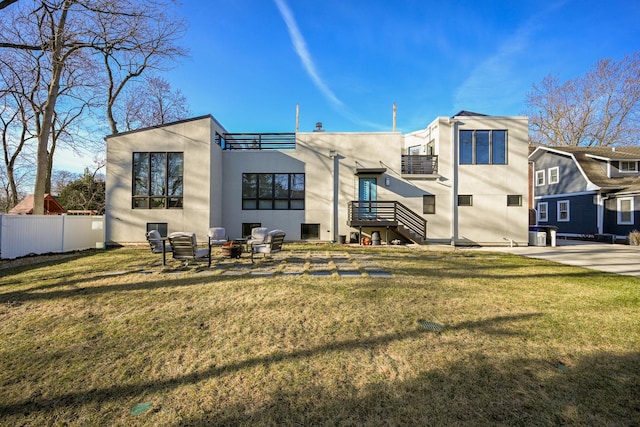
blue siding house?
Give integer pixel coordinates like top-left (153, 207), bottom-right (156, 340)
top-left (529, 146), bottom-right (640, 241)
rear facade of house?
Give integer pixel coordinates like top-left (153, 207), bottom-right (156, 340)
top-left (105, 112), bottom-right (529, 246)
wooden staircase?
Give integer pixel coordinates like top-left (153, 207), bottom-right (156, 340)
top-left (347, 201), bottom-right (427, 244)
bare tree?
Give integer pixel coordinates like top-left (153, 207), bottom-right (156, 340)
top-left (526, 52), bottom-right (640, 147)
top-left (118, 74), bottom-right (190, 131)
top-left (0, 0), bottom-right (186, 214)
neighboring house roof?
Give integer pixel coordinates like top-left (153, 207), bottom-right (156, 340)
top-left (530, 146), bottom-right (640, 193)
top-left (8, 194), bottom-right (66, 215)
top-left (452, 110), bottom-right (488, 117)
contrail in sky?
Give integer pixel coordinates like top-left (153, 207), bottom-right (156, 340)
top-left (273, 0), bottom-right (343, 108)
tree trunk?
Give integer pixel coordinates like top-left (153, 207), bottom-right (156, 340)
top-left (32, 0), bottom-right (71, 214)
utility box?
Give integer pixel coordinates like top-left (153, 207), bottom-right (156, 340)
top-left (528, 231), bottom-right (546, 246)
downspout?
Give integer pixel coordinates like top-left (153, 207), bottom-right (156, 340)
top-left (329, 150), bottom-right (338, 242)
top-left (449, 118), bottom-right (459, 246)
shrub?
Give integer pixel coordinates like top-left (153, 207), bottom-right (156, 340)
top-left (628, 230), bottom-right (640, 245)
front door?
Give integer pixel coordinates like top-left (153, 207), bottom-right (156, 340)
top-left (358, 177), bottom-right (377, 218)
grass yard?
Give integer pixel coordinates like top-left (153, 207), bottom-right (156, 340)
top-left (0, 245), bottom-right (639, 426)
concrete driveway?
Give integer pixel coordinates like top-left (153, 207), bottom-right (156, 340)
top-left (476, 239), bottom-right (640, 278)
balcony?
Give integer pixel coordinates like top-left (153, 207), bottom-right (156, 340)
top-left (216, 133), bottom-right (296, 150)
top-left (401, 155), bottom-right (438, 175)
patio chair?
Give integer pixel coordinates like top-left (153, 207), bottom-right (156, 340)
top-left (246, 227), bottom-right (268, 246)
top-left (251, 229), bottom-right (286, 262)
top-left (167, 232), bottom-right (211, 267)
top-left (146, 230), bottom-right (171, 254)
top-left (208, 227), bottom-right (228, 247)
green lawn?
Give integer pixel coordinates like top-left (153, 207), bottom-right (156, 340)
top-left (1, 245), bottom-right (638, 426)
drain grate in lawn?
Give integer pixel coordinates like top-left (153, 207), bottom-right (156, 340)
top-left (418, 319), bottom-right (445, 333)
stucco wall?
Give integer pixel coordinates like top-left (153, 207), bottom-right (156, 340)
top-left (105, 116), bottom-right (221, 244)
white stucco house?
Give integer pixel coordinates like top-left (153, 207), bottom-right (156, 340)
top-left (105, 110), bottom-right (529, 246)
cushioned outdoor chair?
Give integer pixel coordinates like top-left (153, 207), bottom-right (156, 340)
top-left (251, 229), bottom-right (286, 262)
top-left (208, 227), bottom-right (228, 247)
top-left (168, 232), bottom-right (211, 267)
top-left (246, 227), bottom-right (268, 246)
top-left (146, 230), bottom-right (171, 253)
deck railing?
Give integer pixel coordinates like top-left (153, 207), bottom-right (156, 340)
top-left (216, 133), bottom-right (296, 150)
top-left (401, 155), bottom-right (438, 174)
top-left (347, 200), bottom-right (426, 238)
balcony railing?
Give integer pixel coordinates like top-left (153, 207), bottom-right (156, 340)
top-left (216, 133), bottom-right (296, 150)
top-left (401, 155), bottom-right (438, 174)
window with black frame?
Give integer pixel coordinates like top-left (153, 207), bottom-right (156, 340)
top-left (242, 173), bottom-right (304, 210)
top-left (132, 152), bottom-right (183, 209)
top-left (459, 130), bottom-right (507, 165)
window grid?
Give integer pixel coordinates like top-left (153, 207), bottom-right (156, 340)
top-left (537, 202), bottom-right (548, 222)
top-left (132, 152), bottom-right (183, 209)
top-left (620, 161), bottom-right (638, 173)
top-left (548, 167), bottom-right (559, 184)
top-left (242, 173), bottom-right (305, 210)
top-left (557, 200), bottom-right (570, 222)
top-left (535, 170), bottom-right (545, 186)
top-left (459, 129), bottom-right (508, 165)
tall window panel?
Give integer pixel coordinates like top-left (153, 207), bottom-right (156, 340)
top-left (132, 152), bottom-right (183, 209)
top-left (459, 130), bottom-right (508, 165)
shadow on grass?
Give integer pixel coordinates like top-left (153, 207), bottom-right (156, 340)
top-left (199, 351), bottom-right (640, 426)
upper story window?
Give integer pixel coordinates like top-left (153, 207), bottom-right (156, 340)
top-left (619, 161), bottom-right (638, 173)
top-left (535, 170), bottom-right (545, 186)
top-left (548, 167), bottom-right (559, 184)
top-left (132, 152), bottom-right (183, 209)
top-left (459, 130), bottom-right (507, 165)
top-left (242, 173), bottom-right (304, 210)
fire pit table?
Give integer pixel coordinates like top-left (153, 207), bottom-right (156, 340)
top-left (221, 241), bottom-right (243, 259)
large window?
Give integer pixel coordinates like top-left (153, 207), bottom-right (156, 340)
top-left (133, 152), bottom-right (183, 209)
top-left (242, 173), bottom-right (304, 210)
top-left (617, 197), bottom-right (634, 225)
top-left (459, 130), bottom-right (507, 165)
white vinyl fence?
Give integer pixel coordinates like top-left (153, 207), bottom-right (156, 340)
top-left (0, 214), bottom-right (105, 259)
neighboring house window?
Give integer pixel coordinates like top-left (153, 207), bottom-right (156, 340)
top-left (242, 173), bottom-right (305, 210)
top-left (458, 195), bottom-right (473, 206)
top-left (537, 202), bottom-right (548, 222)
top-left (557, 200), bottom-right (570, 222)
top-left (132, 152), bottom-right (183, 209)
top-left (507, 195), bottom-right (522, 206)
top-left (548, 167), bottom-right (559, 184)
top-left (619, 161), bottom-right (638, 173)
top-left (147, 222), bottom-right (168, 237)
top-left (459, 130), bottom-right (507, 165)
top-left (617, 197), bottom-right (634, 225)
top-left (301, 223), bottom-right (320, 239)
top-left (423, 195), bottom-right (436, 214)
top-left (535, 170), bottom-right (545, 186)
top-left (242, 222), bottom-right (261, 238)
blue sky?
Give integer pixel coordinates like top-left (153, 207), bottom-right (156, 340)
top-left (56, 0), bottom-right (640, 173)
top-left (165, 0), bottom-right (639, 134)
